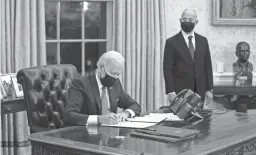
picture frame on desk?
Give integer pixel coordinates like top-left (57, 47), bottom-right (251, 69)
top-left (0, 80), bottom-right (7, 100)
top-left (0, 74), bottom-right (14, 96)
top-left (0, 73), bottom-right (24, 99)
top-left (11, 75), bottom-right (24, 98)
top-left (212, 0), bottom-right (256, 25)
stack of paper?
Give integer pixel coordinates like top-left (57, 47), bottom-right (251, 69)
top-left (101, 121), bottom-right (157, 129)
top-left (127, 113), bottom-right (182, 123)
top-left (101, 113), bottom-right (182, 129)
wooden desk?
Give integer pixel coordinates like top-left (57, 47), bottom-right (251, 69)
top-left (29, 110), bottom-right (256, 155)
top-left (1, 97), bottom-right (26, 115)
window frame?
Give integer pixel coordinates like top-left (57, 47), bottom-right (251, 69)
top-left (45, 0), bottom-right (115, 75)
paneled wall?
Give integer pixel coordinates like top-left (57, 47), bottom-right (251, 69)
top-left (165, 0), bottom-right (256, 72)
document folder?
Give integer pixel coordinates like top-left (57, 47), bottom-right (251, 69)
top-left (131, 125), bottom-right (199, 142)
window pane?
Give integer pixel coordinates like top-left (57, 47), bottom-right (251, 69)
top-left (60, 43), bottom-right (82, 72)
top-left (84, 42), bottom-right (106, 75)
top-left (46, 43), bottom-right (58, 65)
top-left (60, 2), bottom-right (82, 39)
top-left (84, 1), bottom-right (107, 39)
top-left (45, 1), bottom-right (57, 39)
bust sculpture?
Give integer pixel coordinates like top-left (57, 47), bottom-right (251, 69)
top-left (233, 42), bottom-right (254, 113)
top-left (233, 42), bottom-right (253, 86)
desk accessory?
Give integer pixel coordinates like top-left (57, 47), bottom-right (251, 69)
top-left (131, 125), bottom-right (199, 142)
top-left (170, 89), bottom-right (203, 120)
top-left (130, 131), bottom-right (180, 142)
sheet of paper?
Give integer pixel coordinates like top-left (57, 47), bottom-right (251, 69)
top-left (149, 113), bottom-right (183, 121)
top-left (203, 95), bottom-right (226, 110)
top-left (101, 122), bottom-right (157, 129)
top-left (126, 113), bottom-right (182, 123)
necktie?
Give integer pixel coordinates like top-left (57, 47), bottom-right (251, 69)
top-left (101, 87), bottom-right (109, 115)
top-left (188, 36), bottom-right (195, 60)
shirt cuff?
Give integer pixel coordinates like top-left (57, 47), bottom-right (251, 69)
top-left (86, 115), bottom-right (98, 125)
top-left (87, 125), bottom-right (98, 135)
top-left (125, 109), bottom-right (135, 117)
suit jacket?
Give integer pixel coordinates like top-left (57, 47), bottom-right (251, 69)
top-left (63, 71), bottom-right (141, 126)
top-left (163, 31), bottom-right (213, 98)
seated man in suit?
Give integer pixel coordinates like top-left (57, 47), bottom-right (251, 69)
top-left (63, 51), bottom-right (141, 126)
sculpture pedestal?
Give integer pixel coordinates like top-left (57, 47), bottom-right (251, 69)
top-left (236, 103), bottom-right (247, 113)
top-left (235, 96), bottom-right (251, 113)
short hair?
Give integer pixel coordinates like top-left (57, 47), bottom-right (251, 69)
top-left (96, 51), bottom-right (125, 69)
top-left (236, 41), bottom-right (250, 53)
top-left (181, 9), bottom-right (198, 19)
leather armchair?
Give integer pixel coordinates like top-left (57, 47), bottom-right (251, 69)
top-left (17, 64), bottom-right (79, 133)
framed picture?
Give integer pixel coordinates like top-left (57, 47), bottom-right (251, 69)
top-left (0, 74), bottom-right (14, 96)
top-left (0, 80), bottom-right (7, 100)
top-left (11, 75), bottom-right (24, 98)
top-left (212, 0), bottom-right (256, 25)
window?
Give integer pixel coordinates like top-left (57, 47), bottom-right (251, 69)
top-left (45, 0), bottom-right (114, 75)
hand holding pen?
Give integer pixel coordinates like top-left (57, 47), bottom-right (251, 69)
top-left (98, 112), bottom-right (119, 125)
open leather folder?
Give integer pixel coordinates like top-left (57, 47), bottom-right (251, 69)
top-left (131, 125), bottom-right (199, 142)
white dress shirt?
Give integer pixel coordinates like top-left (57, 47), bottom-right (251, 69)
top-left (181, 30), bottom-right (196, 50)
top-left (86, 74), bottom-right (135, 125)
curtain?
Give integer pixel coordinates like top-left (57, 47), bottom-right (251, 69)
top-left (1, 0), bottom-right (46, 73)
top-left (114, 0), bottom-right (168, 112)
top-left (1, 0), bottom-right (46, 154)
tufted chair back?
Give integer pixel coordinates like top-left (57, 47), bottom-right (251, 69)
top-left (17, 64), bottom-right (79, 133)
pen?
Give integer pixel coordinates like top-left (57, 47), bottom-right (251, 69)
top-left (144, 128), bottom-right (157, 131)
top-left (125, 120), bottom-right (160, 123)
top-left (156, 117), bottom-right (168, 125)
top-left (137, 127), bottom-right (157, 131)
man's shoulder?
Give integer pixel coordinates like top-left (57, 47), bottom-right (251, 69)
top-left (166, 32), bottom-right (181, 42)
top-left (72, 74), bottom-right (90, 85)
top-left (194, 32), bottom-right (207, 40)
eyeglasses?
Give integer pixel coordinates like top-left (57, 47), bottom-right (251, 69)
top-left (180, 18), bottom-right (196, 23)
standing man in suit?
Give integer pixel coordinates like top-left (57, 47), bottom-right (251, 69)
top-left (63, 51), bottom-right (141, 126)
top-left (163, 9), bottom-right (213, 103)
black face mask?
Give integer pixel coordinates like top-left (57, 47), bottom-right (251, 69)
top-left (181, 22), bottom-right (195, 33)
top-left (100, 73), bottom-right (117, 87)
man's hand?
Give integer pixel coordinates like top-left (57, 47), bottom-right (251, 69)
top-left (168, 92), bottom-right (176, 103)
top-left (116, 111), bottom-right (130, 122)
top-left (205, 90), bottom-right (213, 100)
top-left (98, 113), bottom-right (119, 125)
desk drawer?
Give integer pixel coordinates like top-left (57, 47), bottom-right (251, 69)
top-left (1, 98), bottom-right (25, 115)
